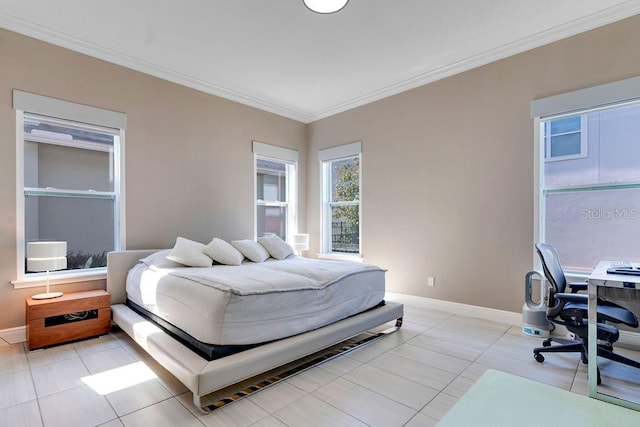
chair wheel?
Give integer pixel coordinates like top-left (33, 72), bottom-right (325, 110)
top-left (542, 339), bottom-right (552, 347)
top-left (535, 353), bottom-right (545, 363)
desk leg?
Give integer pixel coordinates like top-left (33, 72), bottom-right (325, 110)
top-left (587, 280), bottom-right (598, 398)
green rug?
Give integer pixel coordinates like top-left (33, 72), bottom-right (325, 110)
top-left (437, 370), bottom-right (640, 426)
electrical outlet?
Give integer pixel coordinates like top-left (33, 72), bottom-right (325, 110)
top-left (428, 276), bottom-right (435, 287)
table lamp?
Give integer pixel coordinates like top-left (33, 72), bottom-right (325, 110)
top-left (27, 241), bottom-right (67, 300)
top-left (292, 234), bottom-right (309, 256)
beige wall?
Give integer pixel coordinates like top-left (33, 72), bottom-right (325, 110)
top-left (306, 15), bottom-right (640, 313)
top-left (1, 15), bottom-right (639, 329)
top-left (0, 29), bottom-right (307, 329)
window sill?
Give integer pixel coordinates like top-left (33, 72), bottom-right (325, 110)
top-left (317, 253), bottom-right (363, 263)
top-left (12, 268), bottom-right (107, 290)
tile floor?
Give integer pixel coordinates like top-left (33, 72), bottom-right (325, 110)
top-left (2, 295), bottom-right (640, 427)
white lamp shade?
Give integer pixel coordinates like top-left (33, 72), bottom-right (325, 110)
top-left (292, 234), bottom-right (310, 251)
top-left (27, 241), bottom-right (67, 272)
top-left (303, 0), bottom-right (349, 14)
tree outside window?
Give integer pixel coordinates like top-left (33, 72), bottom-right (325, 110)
top-left (327, 156), bottom-right (360, 254)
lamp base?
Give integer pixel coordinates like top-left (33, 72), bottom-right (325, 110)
top-left (31, 291), bottom-right (64, 300)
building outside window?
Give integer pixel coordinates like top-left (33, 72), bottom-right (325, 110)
top-left (543, 115), bottom-right (587, 160)
top-left (253, 141), bottom-right (298, 242)
top-left (14, 90), bottom-right (126, 283)
top-left (540, 101), bottom-right (640, 271)
top-left (255, 158), bottom-right (296, 240)
top-left (319, 142), bottom-right (361, 256)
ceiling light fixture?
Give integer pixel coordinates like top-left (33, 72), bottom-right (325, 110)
top-left (303, 0), bottom-right (349, 14)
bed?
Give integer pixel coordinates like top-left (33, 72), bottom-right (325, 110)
top-left (107, 249), bottom-right (404, 412)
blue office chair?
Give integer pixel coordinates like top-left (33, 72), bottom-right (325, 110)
top-left (533, 243), bottom-right (640, 383)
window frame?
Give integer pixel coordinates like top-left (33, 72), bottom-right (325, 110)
top-left (252, 141), bottom-right (298, 243)
top-left (319, 141), bottom-right (362, 259)
top-left (13, 90), bottom-right (126, 288)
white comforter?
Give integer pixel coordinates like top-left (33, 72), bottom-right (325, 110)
top-left (126, 255), bottom-right (386, 345)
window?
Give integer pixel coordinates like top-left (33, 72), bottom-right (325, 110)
top-left (14, 90), bottom-right (126, 284)
top-left (543, 115), bottom-right (587, 160)
top-left (319, 142), bottom-right (361, 256)
top-left (533, 78), bottom-right (640, 272)
top-left (253, 141), bottom-right (298, 241)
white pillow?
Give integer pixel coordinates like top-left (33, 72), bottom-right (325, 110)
top-left (257, 234), bottom-right (294, 260)
top-left (140, 249), bottom-right (184, 268)
top-left (204, 238), bottom-right (244, 266)
top-left (166, 237), bottom-right (213, 267)
top-left (231, 239), bottom-right (270, 263)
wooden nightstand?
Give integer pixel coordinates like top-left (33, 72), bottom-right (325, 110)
top-left (26, 290), bottom-right (111, 350)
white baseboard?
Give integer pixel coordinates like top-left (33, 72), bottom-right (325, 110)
top-left (0, 326), bottom-right (26, 345)
top-left (386, 292), bottom-right (522, 326)
top-left (385, 292), bottom-right (640, 350)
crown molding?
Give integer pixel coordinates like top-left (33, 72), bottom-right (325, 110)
top-left (307, 2), bottom-right (640, 122)
top-left (0, 13), bottom-right (310, 123)
top-left (2, 2), bottom-right (639, 125)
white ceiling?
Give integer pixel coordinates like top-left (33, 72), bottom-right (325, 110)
top-left (2, 1), bottom-right (640, 123)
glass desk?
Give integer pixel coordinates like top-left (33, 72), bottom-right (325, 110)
top-left (588, 260), bottom-right (640, 410)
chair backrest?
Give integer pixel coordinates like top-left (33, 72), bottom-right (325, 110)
top-left (535, 243), bottom-right (568, 296)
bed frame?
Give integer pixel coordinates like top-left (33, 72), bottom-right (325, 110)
top-left (106, 250), bottom-right (404, 413)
